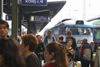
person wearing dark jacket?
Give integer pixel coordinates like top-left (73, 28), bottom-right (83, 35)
top-left (35, 35), bottom-right (44, 67)
top-left (0, 19), bottom-right (20, 49)
top-left (79, 38), bottom-right (93, 67)
top-left (66, 31), bottom-right (77, 50)
top-left (58, 36), bottom-right (66, 47)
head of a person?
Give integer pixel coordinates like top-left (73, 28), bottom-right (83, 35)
top-left (59, 36), bottom-right (64, 42)
top-left (20, 34), bottom-right (38, 55)
top-left (67, 31), bottom-right (72, 37)
top-left (82, 38), bottom-right (87, 43)
top-left (66, 39), bottom-right (73, 47)
top-left (36, 35), bottom-right (41, 40)
top-left (44, 34), bottom-right (46, 37)
top-left (0, 38), bottom-right (26, 67)
top-left (44, 42), bottom-right (68, 67)
top-left (29, 30), bottom-right (33, 35)
top-left (60, 36), bottom-right (64, 40)
top-left (0, 19), bottom-right (9, 38)
top-left (47, 30), bottom-right (52, 37)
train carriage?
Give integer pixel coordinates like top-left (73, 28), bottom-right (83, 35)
top-left (47, 19), bottom-right (93, 47)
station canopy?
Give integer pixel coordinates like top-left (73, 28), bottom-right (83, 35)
top-left (3, 0), bottom-right (66, 33)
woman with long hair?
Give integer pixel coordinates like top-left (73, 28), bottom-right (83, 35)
top-left (0, 38), bottom-right (26, 67)
top-left (42, 42), bottom-right (69, 67)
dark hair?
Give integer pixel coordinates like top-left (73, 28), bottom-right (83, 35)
top-left (36, 35), bottom-right (40, 37)
top-left (46, 42), bottom-right (69, 67)
top-left (0, 39), bottom-right (26, 67)
top-left (29, 30), bottom-right (33, 33)
top-left (59, 36), bottom-right (64, 40)
top-left (0, 19), bottom-right (9, 29)
top-left (44, 34), bottom-right (46, 36)
top-left (21, 34), bottom-right (38, 52)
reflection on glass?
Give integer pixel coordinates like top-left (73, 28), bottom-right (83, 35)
top-left (95, 29), bottom-right (100, 39)
top-left (81, 28), bottom-right (90, 35)
top-left (68, 28), bottom-right (79, 35)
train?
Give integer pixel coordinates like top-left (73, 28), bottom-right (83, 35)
top-left (45, 19), bottom-right (93, 47)
top-left (89, 20), bottom-right (100, 52)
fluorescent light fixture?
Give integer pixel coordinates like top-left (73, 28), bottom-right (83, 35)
top-left (32, 9), bottom-right (50, 13)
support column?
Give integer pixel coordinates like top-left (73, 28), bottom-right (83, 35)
top-left (27, 19), bottom-right (36, 35)
top-left (0, 0), bottom-right (3, 19)
top-left (12, 0), bottom-right (18, 40)
top-left (18, 7), bottom-right (22, 36)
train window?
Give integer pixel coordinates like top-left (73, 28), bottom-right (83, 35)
top-left (81, 28), bottom-right (90, 35)
top-left (59, 27), bottom-right (63, 35)
top-left (69, 28), bottom-right (79, 35)
top-left (94, 28), bottom-right (100, 39)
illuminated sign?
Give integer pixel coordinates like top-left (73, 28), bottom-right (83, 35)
top-left (3, 0), bottom-right (7, 5)
top-left (31, 16), bottom-right (51, 21)
top-left (6, 15), bottom-right (12, 20)
top-left (22, 0), bottom-right (47, 5)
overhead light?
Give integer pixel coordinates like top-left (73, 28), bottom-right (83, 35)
top-left (32, 9), bottom-right (50, 13)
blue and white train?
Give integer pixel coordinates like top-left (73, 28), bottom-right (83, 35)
top-left (47, 19), bottom-right (93, 47)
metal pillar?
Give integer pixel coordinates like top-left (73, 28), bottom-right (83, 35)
top-left (12, 0), bottom-right (18, 40)
top-left (18, 7), bottom-right (22, 36)
top-left (0, 0), bottom-right (3, 19)
top-left (27, 19), bottom-right (36, 35)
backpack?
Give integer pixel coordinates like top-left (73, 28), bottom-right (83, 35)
top-left (45, 36), bottom-right (55, 44)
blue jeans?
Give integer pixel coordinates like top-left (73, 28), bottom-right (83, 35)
top-left (69, 62), bottom-right (73, 67)
top-left (37, 54), bottom-right (42, 67)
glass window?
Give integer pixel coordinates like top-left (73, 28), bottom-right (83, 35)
top-left (81, 28), bottom-right (91, 35)
top-left (94, 28), bottom-right (100, 39)
top-left (67, 28), bottom-right (79, 35)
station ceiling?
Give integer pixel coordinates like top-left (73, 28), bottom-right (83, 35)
top-left (3, 1), bottom-right (66, 33)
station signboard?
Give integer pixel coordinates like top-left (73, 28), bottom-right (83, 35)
top-left (22, 0), bottom-right (47, 6)
top-left (3, 0), bottom-right (7, 5)
top-left (6, 15), bottom-right (12, 20)
top-left (30, 16), bottom-right (51, 22)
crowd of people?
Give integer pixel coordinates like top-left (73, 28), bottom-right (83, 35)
top-left (0, 19), bottom-right (97, 67)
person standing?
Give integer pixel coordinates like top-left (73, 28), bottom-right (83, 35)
top-left (43, 30), bottom-right (56, 48)
top-left (65, 39), bottom-right (74, 67)
top-left (79, 38), bottom-right (93, 67)
top-left (0, 19), bottom-right (20, 48)
top-left (42, 34), bottom-right (46, 41)
top-left (66, 31), bottom-right (77, 50)
top-left (58, 36), bottom-right (66, 47)
top-left (0, 39), bottom-right (26, 67)
top-left (0, 19), bottom-right (9, 39)
top-left (29, 30), bottom-right (34, 35)
top-left (42, 42), bottom-right (69, 67)
top-left (35, 35), bottom-right (44, 67)
top-left (20, 34), bottom-right (40, 67)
